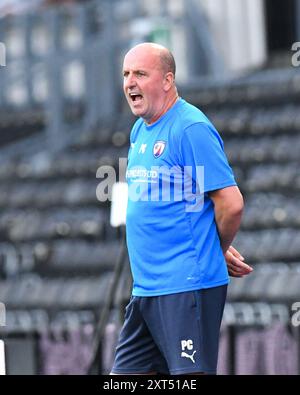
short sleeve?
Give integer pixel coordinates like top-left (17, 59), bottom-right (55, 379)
top-left (179, 122), bottom-right (236, 193)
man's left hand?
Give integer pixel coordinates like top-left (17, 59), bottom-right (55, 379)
top-left (225, 245), bottom-right (253, 277)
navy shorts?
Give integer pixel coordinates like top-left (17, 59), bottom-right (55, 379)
top-left (111, 285), bottom-right (227, 375)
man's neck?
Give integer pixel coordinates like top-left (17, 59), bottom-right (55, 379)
top-left (146, 92), bottom-right (179, 125)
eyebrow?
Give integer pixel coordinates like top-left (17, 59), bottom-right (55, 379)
top-left (123, 69), bottom-right (148, 75)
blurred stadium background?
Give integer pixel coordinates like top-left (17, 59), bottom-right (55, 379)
top-left (0, 0), bottom-right (299, 375)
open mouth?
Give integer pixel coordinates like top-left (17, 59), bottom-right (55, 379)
top-left (129, 93), bottom-right (143, 103)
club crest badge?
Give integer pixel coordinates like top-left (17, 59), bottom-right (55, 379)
top-left (153, 141), bottom-right (166, 158)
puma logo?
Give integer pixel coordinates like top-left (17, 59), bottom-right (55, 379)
top-left (181, 350), bottom-right (196, 363)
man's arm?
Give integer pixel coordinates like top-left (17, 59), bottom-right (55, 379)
top-left (209, 185), bottom-right (244, 255)
top-left (209, 186), bottom-right (252, 276)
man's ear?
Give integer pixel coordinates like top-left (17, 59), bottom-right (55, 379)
top-left (163, 72), bottom-right (175, 92)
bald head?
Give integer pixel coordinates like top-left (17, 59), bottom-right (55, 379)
top-left (125, 43), bottom-right (176, 77)
top-left (123, 42), bottom-right (178, 124)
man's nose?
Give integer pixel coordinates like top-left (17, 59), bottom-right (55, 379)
top-left (124, 74), bottom-right (137, 89)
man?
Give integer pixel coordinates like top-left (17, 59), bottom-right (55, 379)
top-left (111, 43), bottom-right (252, 375)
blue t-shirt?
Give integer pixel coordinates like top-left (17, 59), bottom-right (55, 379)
top-left (126, 98), bottom-right (236, 296)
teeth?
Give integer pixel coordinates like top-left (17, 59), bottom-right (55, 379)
top-left (129, 93), bottom-right (143, 102)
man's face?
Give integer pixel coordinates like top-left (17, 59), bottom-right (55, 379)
top-left (123, 47), bottom-right (167, 124)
